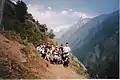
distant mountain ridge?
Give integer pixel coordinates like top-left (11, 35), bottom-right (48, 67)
top-left (66, 10), bottom-right (119, 78)
top-left (72, 10), bottom-right (118, 58)
top-left (59, 18), bottom-right (91, 44)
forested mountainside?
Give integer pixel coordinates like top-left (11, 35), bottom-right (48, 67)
top-left (67, 10), bottom-right (119, 78)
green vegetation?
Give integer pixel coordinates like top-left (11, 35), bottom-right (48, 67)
top-left (0, 0), bottom-right (55, 46)
top-left (0, 0), bottom-right (55, 45)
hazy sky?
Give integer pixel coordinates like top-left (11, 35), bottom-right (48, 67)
top-left (23, 0), bottom-right (119, 15)
top-left (12, 0), bottom-right (119, 37)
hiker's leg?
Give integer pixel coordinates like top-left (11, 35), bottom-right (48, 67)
top-left (63, 62), bottom-right (65, 67)
top-left (48, 57), bottom-right (50, 63)
top-left (56, 59), bottom-right (58, 64)
top-left (49, 57), bottom-right (52, 64)
top-left (65, 61), bottom-right (67, 67)
top-left (66, 61), bottom-right (68, 67)
top-left (53, 58), bottom-right (55, 64)
top-left (57, 59), bottom-right (59, 64)
top-left (55, 59), bottom-right (57, 64)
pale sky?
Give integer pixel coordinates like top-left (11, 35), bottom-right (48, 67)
top-left (11, 0), bottom-right (119, 38)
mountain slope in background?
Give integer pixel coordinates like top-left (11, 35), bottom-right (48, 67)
top-left (59, 18), bottom-right (91, 44)
top-left (69, 10), bottom-right (119, 78)
top-left (69, 14), bottom-right (108, 49)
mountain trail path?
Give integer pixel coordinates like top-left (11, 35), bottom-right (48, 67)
top-left (0, 33), bottom-right (87, 79)
top-left (45, 64), bottom-right (86, 79)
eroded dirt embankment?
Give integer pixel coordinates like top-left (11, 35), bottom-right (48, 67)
top-left (0, 33), bottom-right (87, 79)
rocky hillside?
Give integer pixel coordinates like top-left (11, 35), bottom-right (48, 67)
top-left (0, 33), bottom-right (49, 79)
top-left (0, 0), bottom-right (88, 79)
top-left (0, 32), bottom-right (88, 79)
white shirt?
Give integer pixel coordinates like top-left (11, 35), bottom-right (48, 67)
top-left (54, 55), bottom-right (58, 59)
top-left (37, 46), bottom-right (41, 52)
top-left (53, 51), bottom-right (58, 55)
top-left (52, 46), bottom-right (55, 51)
top-left (63, 46), bottom-right (71, 53)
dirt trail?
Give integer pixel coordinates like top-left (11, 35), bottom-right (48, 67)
top-left (0, 33), bottom-right (87, 79)
top-left (46, 64), bottom-right (86, 79)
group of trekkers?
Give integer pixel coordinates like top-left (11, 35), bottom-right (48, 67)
top-left (36, 42), bottom-right (71, 67)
